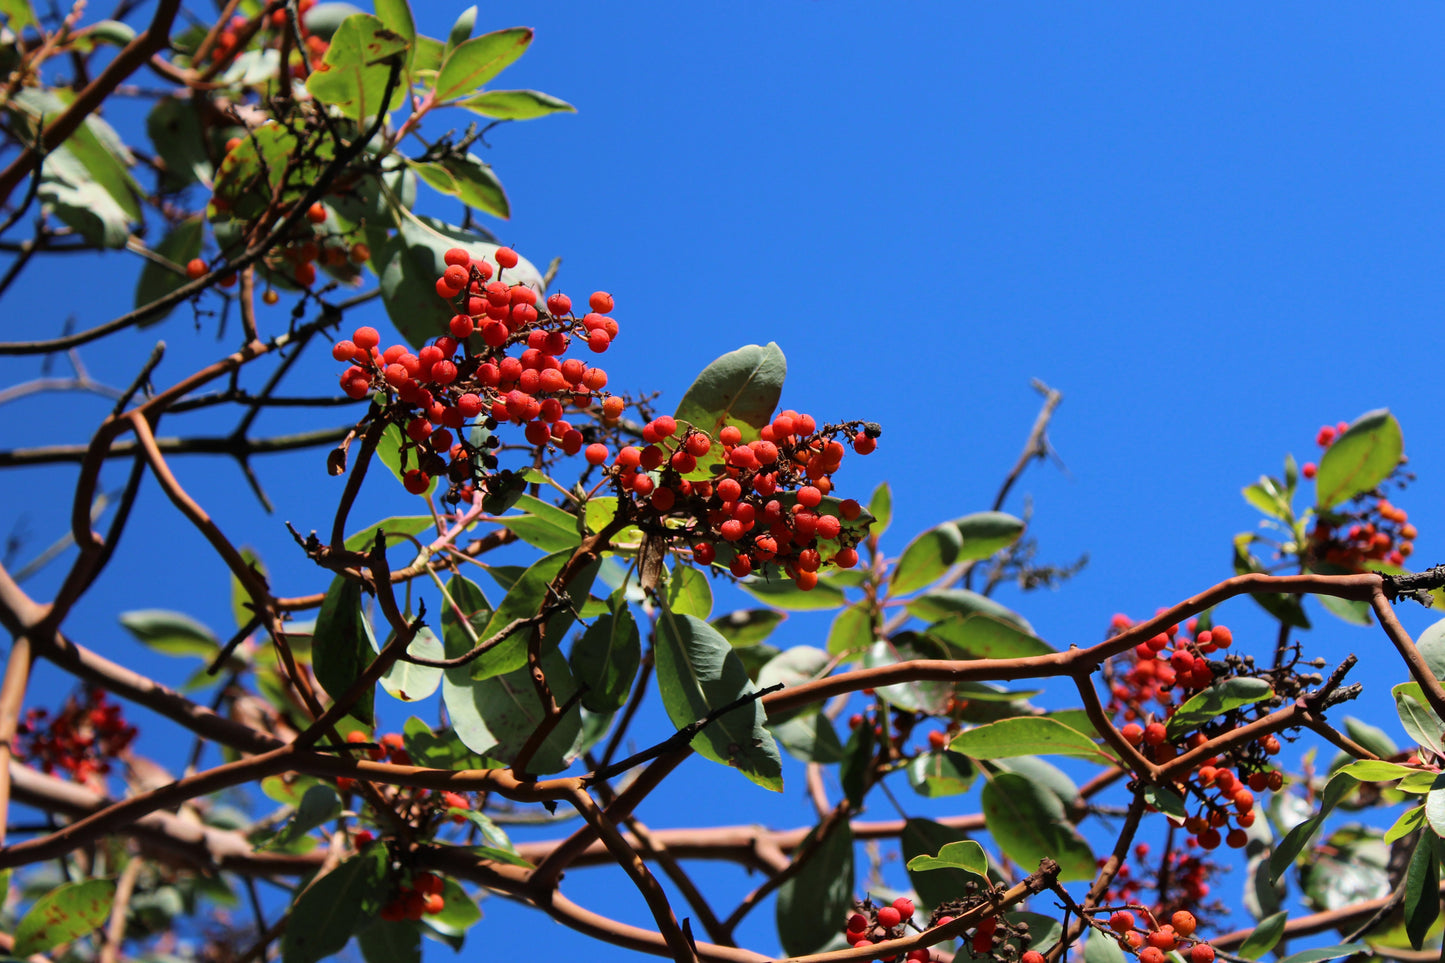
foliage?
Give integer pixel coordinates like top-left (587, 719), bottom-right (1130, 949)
top-left (0, 4), bottom-right (1442, 963)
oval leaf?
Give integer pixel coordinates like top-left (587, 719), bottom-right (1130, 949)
top-left (653, 610), bottom-right (782, 792)
top-left (568, 597), bottom-right (640, 713)
top-left (906, 838), bottom-right (989, 877)
top-left (435, 27), bottom-right (533, 102)
top-left (379, 625), bottom-right (444, 702)
top-left (775, 821), bottom-right (854, 957)
top-left (13, 878), bottom-right (116, 957)
top-left (119, 609), bottom-right (219, 658)
top-left (1165, 677), bottom-right (1273, 739)
top-left (901, 818), bottom-right (981, 909)
top-left (951, 717), bottom-right (1114, 764)
top-left (891, 524), bottom-right (962, 595)
top-left (951, 511), bottom-right (1025, 561)
top-left (1315, 409), bottom-right (1404, 510)
top-left (458, 88), bottom-right (576, 119)
top-left (673, 342), bottom-right (786, 441)
top-left (313, 575), bottom-right (378, 725)
top-left (280, 848), bottom-right (390, 963)
top-left (982, 772), bottom-right (1095, 881)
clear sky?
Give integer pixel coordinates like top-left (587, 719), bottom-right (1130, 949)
top-left (2, 1), bottom-right (1444, 959)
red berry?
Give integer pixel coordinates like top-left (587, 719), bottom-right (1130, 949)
top-left (584, 443), bottom-right (609, 466)
top-left (1190, 945), bottom-right (1215, 963)
top-left (833, 547), bottom-right (859, 568)
top-left (840, 499), bottom-right (861, 521)
top-left (186, 258), bottom-right (207, 280)
top-left (1022, 953), bottom-right (1046, 963)
top-left (589, 291), bottom-right (615, 313)
top-left (693, 543), bottom-right (716, 565)
top-left (306, 201), bottom-right (327, 223)
top-left (1140, 949), bottom-right (1166, 963)
top-left (495, 247), bottom-right (519, 268)
top-left (444, 247), bottom-right (471, 267)
top-left (403, 470), bottom-right (430, 494)
top-left (877, 906), bottom-right (902, 928)
top-left (1171, 911), bottom-right (1197, 938)
top-left (729, 555), bottom-right (752, 578)
top-left (1302, 462), bottom-right (1317, 479)
top-left (892, 897), bottom-right (914, 918)
top-left (1109, 911), bottom-right (1135, 933)
top-left (546, 293), bottom-right (572, 315)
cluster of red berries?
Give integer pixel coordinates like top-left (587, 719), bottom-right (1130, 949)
top-left (378, 870), bottom-right (446, 922)
top-left (336, 730), bottom-right (410, 793)
top-left (1301, 423), bottom-right (1417, 568)
top-left (1308, 495), bottom-right (1416, 571)
top-left (13, 687), bottom-right (137, 783)
top-left (844, 897), bottom-right (933, 961)
top-left (332, 246), bottom-right (619, 501)
top-left (1106, 615), bottom-right (1284, 850)
top-left (1103, 842), bottom-right (1222, 927)
top-left (585, 409), bottom-right (877, 587)
top-left (1103, 908), bottom-right (1215, 963)
top-left (206, 0), bottom-right (327, 75)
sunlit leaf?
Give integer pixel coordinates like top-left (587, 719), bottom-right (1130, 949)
top-left (305, 14), bottom-right (409, 119)
top-left (13, 878), bottom-right (115, 956)
top-left (1315, 409), bottom-right (1404, 510)
top-left (982, 772), bottom-right (1094, 881)
top-left (435, 27), bottom-right (533, 102)
top-left (458, 88), bottom-right (576, 119)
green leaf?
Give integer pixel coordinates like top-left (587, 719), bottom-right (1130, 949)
top-left (1237, 910), bottom-right (1289, 960)
top-left (1143, 784), bottom-right (1187, 820)
top-left (710, 609), bottom-right (786, 648)
top-left (1275, 945), bottom-right (1370, 963)
top-left (372, 0), bottom-right (416, 71)
top-left (905, 589), bottom-right (1034, 632)
top-left (864, 634), bottom-right (953, 715)
top-left (379, 626), bottom-right (444, 702)
top-left (419, 877), bottom-right (481, 945)
top-left (827, 602), bottom-right (874, 656)
top-left (1395, 681), bottom-right (1445, 757)
top-left (1426, 774), bottom-right (1445, 838)
top-left (444, 6), bottom-right (476, 54)
top-left (211, 119), bottom-right (334, 223)
top-left (434, 154), bottom-right (510, 219)
top-left (901, 818), bottom-right (984, 909)
top-left (757, 645), bottom-right (828, 698)
top-left (891, 524), bottom-right (961, 595)
top-left (1315, 409), bottom-right (1404, 510)
top-left (374, 423), bottom-right (438, 497)
top-left (313, 575), bottom-right (377, 725)
top-left (653, 610), bottom-right (782, 791)
top-left (907, 750), bottom-right (977, 797)
top-left (119, 609), bottom-right (219, 658)
top-left (1386, 804), bottom-right (1428, 843)
top-left (458, 89), bottom-right (576, 119)
top-left (1084, 935), bottom-right (1128, 963)
top-left (358, 919), bottom-right (421, 963)
top-left (771, 712), bottom-right (845, 765)
top-left (775, 821), bottom-right (854, 957)
top-left (146, 97), bottom-right (211, 189)
top-left (0, 0), bottom-right (38, 33)
top-left (907, 838), bottom-right (989, 876)
top-left (1336, 759), bottom-right (1417, 783)
top-left (305, 14), bottom-right (409, 119)
top-left (674, 343), bottom-right (787, 444)
top-left (1243, 478), bottom-right (1292, 522)
top-left (435, 27), bottom-right (533, 102)
top-left (378, 215), bottom-right (542, 348)
top-left (839, 717), bottom-right (874, 808)
top-left (468, 548), bottom-right (597, 680)
top-left (454, 648), bottom-right (584, 773)
top-left (951, 511), bottom-right (1025, 561)
top-left (281, 848), bottom-right (390, 963)
top-left (1405, 833), bottom-right (1441, 949)
top-left (12, 878), bottom-right (115, 956)
top-left (1417, 617), bottom-right (1445, 681)
top-left (568, 596), bottom-right (640, 713)
top-left (951, 717), bottom-right (1114, 764)
top-left (739, 573), bottom-right (846, 611)
top-left (12, 89), bottom-right (141, 221)
top-left (490, 494), bottom-right (581, 552)
top-left (402, 717), bottom-right (490, 772)
top-left (982, 772), bottom-right (1095, 881)
top-left (1233, 533), bottom-right (1311, 628)
top-left (262, 785), bottom-right (341, 852)
top-left (1270, 770), bottom-right (1359, 881)
top-left (133, 216), bottom-right (204, 322)
top-left (1343, 716), bottom-right (1400, 758)
top-left (229, 546), bottom-right (266, 631)
top-left (1165, 677), bottom-right (1273, 739)
top-left (926, 611), bottom-right (1054, 659)
top-left (344, 515), bottom-right (434, 552)
top-left (665, 564), bottom-right (714, 619)
top-left (867, 482), bottom-right (892, 538)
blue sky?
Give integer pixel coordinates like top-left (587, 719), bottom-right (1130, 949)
top-left (2, 1), bottom-right (1445, 959)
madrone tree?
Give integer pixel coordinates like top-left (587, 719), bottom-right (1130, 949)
top-left (0, 2), bottom-right (1442, 962)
